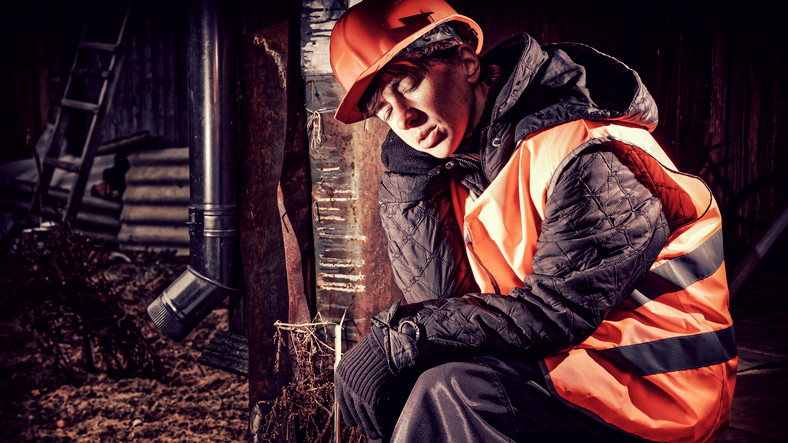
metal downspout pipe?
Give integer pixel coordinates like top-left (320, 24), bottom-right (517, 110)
top-left (147, 0), bottom-right (238, 341)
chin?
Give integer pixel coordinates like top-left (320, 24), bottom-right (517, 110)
top-left (424, 148), bottom-right (451, 159)
top-left (425, 139), bottom-right (459, 159)
top-left (408, 137), bottom-right (458, 159)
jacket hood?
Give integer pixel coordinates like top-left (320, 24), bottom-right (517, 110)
top-left (487, 33), bottom-right (658, 138)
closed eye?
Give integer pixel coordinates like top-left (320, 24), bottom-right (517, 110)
top-left (377, 105), bottom-right (392, 122)
top-left (397, 76), bottom-right (421, 94)
top-left (373, 74), bottom-right (422, 122)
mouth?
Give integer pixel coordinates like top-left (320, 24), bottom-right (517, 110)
top-left (418, 127), bottom-right (445, 150)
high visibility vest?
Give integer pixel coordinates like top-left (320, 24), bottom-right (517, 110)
top-left (450, 119), bottom-right (737, 442)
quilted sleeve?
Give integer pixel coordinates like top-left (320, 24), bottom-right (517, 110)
top-left (379, 171), bottom-right (478, 304)
top-left (373, 147), bottom-right (671, 374)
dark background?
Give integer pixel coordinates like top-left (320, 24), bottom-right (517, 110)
top-left (3, 0), bottom-right (785, 270)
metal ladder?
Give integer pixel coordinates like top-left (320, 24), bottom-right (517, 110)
top-left (31, 0), bottom-right (133, 224)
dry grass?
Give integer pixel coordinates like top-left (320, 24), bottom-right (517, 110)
top-left (0, 223), bottom-right (364, 442)
top-left (0, 224), bottom-right (247, 442)
top-left (258, 318), bottom-right (363, 443)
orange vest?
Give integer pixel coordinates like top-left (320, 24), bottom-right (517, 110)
top-left (450, 119), bottom-right (737, 442)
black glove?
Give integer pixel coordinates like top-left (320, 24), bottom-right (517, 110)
top-left (334, 326), bottom-right (399, 439)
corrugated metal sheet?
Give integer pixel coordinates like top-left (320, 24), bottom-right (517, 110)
top-left (0, 136), bottom-right (122, 241)
top-left (0, 179), bottom-right (123, 242)
top-left (116, 146), bottom-right (189, 254)
top-left (0, 144), bottom-right (190, 254)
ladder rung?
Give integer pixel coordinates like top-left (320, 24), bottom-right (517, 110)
top-left (44, 158), bottom-right (82, 173)
top-left (71, 67), bottom-right (111, 79)
top-left (61, 98), bottom-right (100, 113)
top-left (78, 41), bottom-right (118, 52)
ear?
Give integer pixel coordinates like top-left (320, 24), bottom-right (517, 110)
top-left (459, 46), bottom-right (482, 84)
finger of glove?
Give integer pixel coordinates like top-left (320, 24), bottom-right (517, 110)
top-left (350, 389), bottom-right (383, 439)
top-left (336, 379), bottom-right (360, 430)
top-left (359, 406), bottom-right (383, 439)
top-left (334, 377), bottom-right (356, 427)
top-left (364, 402), bottom-right (386, 439)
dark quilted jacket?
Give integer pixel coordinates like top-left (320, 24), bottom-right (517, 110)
top-left (373, 33), bottom-right (671, 374)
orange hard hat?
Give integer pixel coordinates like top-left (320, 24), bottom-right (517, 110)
top-left (330, 0), bottom-right (483, 124)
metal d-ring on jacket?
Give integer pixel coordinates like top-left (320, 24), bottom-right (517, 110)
top-left (374, 32), bottom-right (737, 442)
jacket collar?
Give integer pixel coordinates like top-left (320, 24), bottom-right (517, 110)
top-left (381, 32), bottom-right (660, 179)
top-left (485, 33), bottom-right (659, 139)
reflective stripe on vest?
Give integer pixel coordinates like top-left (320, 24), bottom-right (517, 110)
top-left (626, 228), bottom-right (724, 309)
top-left (598, 324), bottom-right (736, 376)
top-left (450, 119), bottom-right (736, 443)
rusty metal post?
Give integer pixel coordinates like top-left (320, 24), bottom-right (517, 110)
top-left (239, 20), bottom-right (293, 438)
top-left (301, 1), bottom-right (401, 344)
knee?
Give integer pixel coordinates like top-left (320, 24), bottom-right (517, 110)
top-left (407, 360), bottom-right (473, 403)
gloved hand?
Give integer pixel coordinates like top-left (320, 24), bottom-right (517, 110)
top-left (334, 326), bottom-right (398, 439)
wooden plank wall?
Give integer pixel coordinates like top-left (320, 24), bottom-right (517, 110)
top-left (0, 0), bottom-right (189, 164)
top-left (452, 0), bottom-right (787, 266)
top-left (0, 1), bottom-right (86, 163)
top-left (99, 0), bottom-right (188, 149)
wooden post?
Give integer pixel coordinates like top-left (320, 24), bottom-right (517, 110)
top-left (301, 0), bottom-right (400, 345)
top-left (240, 20), bottom-right (292, 439)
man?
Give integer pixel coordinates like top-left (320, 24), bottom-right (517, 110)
top-left (329, 0), bottom-right (737, 441)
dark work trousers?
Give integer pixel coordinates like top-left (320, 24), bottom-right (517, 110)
top-left (385, 355), bottom-right (646, 443)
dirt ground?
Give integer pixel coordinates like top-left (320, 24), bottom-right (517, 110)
top-left (0, 232), bottom-right (249, 442)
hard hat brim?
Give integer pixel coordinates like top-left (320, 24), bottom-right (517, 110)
top-left (333, 14), bottom-right (483, 124)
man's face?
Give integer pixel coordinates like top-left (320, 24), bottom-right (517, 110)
top-left (373, 59), bottom-right (475, 158)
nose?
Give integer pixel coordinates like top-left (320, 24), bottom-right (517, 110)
top-left (393, 103), bottom-right (420, 130)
